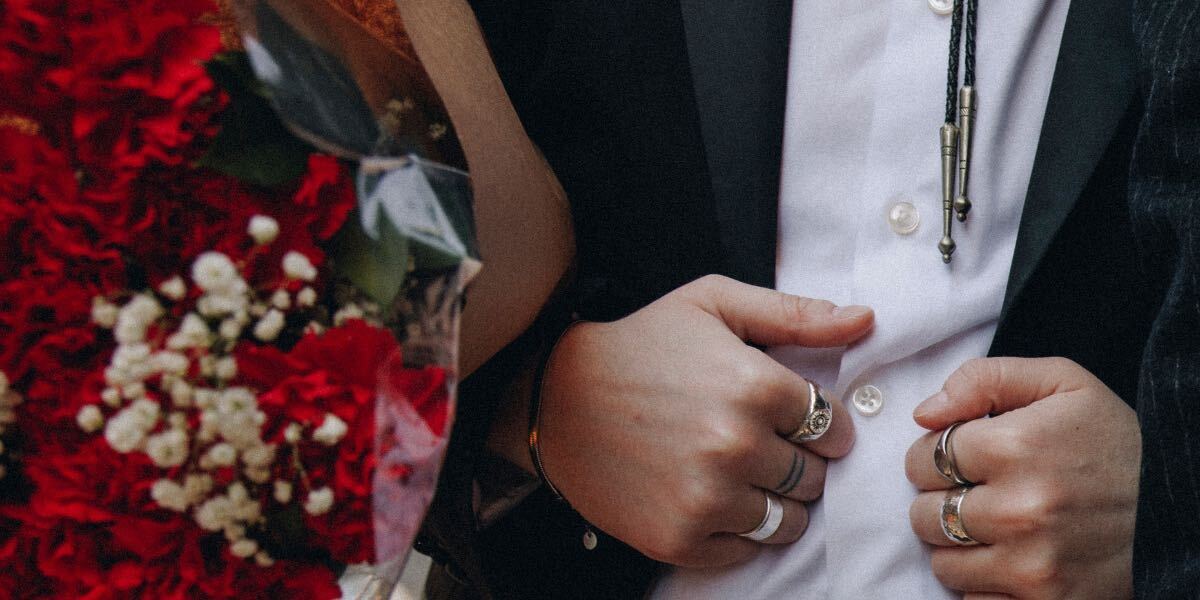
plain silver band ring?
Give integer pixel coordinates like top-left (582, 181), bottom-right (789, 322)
top-left (786, 381), bottom-right (833, 444)
top-left (737, 492), bottom-right (784, 542)
top-left (934, 422), bottom-right (974, 486)
top-left (940, 486), bottom-right (981, 545)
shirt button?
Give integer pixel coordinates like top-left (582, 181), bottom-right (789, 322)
top-left (852, 385), bottom-right (884, 416)
top-left (886, 201), bottom-right (920, 235)
top-left (928, 0), bottom-right (954, 15)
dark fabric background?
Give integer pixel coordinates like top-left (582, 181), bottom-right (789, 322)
top-left (1129, 2), bottom-right (1200, 598)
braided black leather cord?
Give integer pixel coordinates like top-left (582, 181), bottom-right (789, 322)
top-left (964, 0), bottom-right (977, 87)
top-left (945, 0), bottom-right (965, 123)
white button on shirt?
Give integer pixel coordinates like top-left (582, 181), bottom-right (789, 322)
top-left (652, 1), bottom-right (1070, 598)
top-left (852, 384), bottom-right (885, 416)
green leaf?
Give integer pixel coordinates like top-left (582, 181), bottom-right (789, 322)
top-left (196, 52), bottom-right (314, 188)
top-left (328, 209), bottom-right (411, 308)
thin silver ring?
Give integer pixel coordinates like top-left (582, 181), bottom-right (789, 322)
top-left (737, 492), bottom-right (784, 542)
top-left (934, 421), bottom-right (974, 486)
top-left (786, 381), bottom-right (833, 444)
top-left (940, 486), bottom-right (981, 546)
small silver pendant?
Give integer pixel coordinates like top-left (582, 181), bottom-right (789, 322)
top-left (582, 528), bottom-right (598, 550)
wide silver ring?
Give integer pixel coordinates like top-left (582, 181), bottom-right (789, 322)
top-left (786, 381), bottom-right (832, 444)
top-left (940, 486), bottom-right (981, 546)
top-left (737, 492), bottom-right (784, 542)
top-left (934, 422), bottom-right (974, 486)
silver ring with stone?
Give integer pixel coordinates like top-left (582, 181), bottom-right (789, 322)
top-left (940, 486), bottom-right (981, 545)
top-left (738, 492), bottom-right (784, 542)
top-left (786, 381), bottom-right (833, 443)
top-left (934, 422), bottom-right (974, 486)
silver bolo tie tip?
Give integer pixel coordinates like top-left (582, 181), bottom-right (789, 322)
top-left (954, 86), bottom-right (976, 222)
top-left (939, 122), bottom-right (959, 263)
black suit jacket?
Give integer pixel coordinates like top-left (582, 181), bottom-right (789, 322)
top-left (419, 1), bottom-right (1164, 598)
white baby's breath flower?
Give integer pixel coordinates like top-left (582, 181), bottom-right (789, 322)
top-left (304, 487), bottom-right (334, 516)
top-left (244, 466), bottom-right (271, 484)
top-left (214, 356), bottom-right (238, 382)
top-left (169, 379), bottom-right (194, 407)
top-left (312, 414), bottom-right (348, 446)
top-left (195, 495), bottom-right (234, 531)
top-left (273, 480), bottom-right (293, 504)
top-left (128, 398), bottom-right (160, 428)
top-left (121, 381), bottom-right (146, 400)
top-left (158, 276), bottom-right (187, 301)
top-left (194, 388), bottom-right (217, 410)
top-left (145, 429), bottom-right (189, 468)
top-left (333, 304), bottom-right (364, 326)
top-left (230, 538), bottom-right (259, 559)
top-left (282, 251), bottom-right (317, 282)
top-left (218, 318), bottom-right (242, 340)
top-left (254, 551), bottom-right (275, 568)
top-left (205, 442), bottom-right (237, 468)
top-left (104, 409), bottom-right (147, 453)
top-left (224, 523), bottom-right (246, 542)
top-left (154, 351), bottom-right (190, 376)
top-left (191, 252), bottom-right (239, 294)
top-left (304, 321), bottom-right (326, 336)
top-left (114, 295), bottom-right (163, 344)
top-left (241, 444), bottom-right (275, 468)
top-left (196, 292), bottom-right (248, 319)
top-left (283, 422), bottom-right (303, 444)
top-left (151, 479), bottom-right (191, 512)
top-left (248, 215), bottom-right (280, 245)
top-left (296, 287), bottom-right (317, 308)
top-left (252, 309), bottom-right (286, 342)
top-left (168, 313), bottom-right (211, 351)
top-left (183, 473), bottom-right (214, 503)
top-left (91, 297), bottom-right (119, 328)
top-left (100, 387), bottom-right (121, 407)
top-left (249, 302), bottom-right (268, 318)
top-left (168, 412), bottom-right (188, 430)
top-left (270, 289), bottom-right (291, 311)
top-left (76, 405), bottom-right (104, 433)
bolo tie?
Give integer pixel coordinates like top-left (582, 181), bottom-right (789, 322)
top-left (938, 0), bottom-right (978, 263)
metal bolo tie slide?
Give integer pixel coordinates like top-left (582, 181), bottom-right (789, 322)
top-left (938, 0), bottom-right (978, 263)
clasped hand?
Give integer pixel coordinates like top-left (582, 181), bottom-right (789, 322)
top-left (906, 357), bottom-right (1140, 599)
top-left (537, 275), bottom-right (872, 566)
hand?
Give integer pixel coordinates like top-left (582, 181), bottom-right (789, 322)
top-left (905, 357), bottom-right (1140, 599)
top-left (538, 275), bottom-right (874, 567)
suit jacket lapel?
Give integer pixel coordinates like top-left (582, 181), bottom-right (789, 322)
top-left (1001, 0), bottom-right (1137, 317)
top-left (679, 0), bottom-right (793, 288)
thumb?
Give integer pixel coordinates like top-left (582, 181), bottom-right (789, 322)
top-left (913, 357), bottom-right (1094, 430)
top-left (683, 275), bottom-right (874, 348)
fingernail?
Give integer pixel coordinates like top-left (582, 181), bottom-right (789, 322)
top-left (914, 391), bottom-right (949, 420)
top-left (831, 305), bottom-right (872, 319)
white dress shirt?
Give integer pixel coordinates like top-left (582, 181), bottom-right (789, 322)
top-left (652, 1), bottom-right (1069, 598)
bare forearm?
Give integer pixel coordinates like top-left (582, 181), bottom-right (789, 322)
top-left (396, 0), bottom-right (575, 377)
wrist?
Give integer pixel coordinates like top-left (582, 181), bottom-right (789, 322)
top-left (528, 319), bottom-right (588, 499)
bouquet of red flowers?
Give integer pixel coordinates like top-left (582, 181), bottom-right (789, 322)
top-left (0, 1), bottom-right (477, 597)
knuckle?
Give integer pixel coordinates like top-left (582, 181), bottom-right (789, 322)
top-left (778, 294), bottom-right (830, 323)
top-left (676, 481), bottom-right (723, 522)
top-left (1016, 554), bottom-right (1064, 590)
top-left (702, 418), bottom-right (757, 466)
top-left (731, 359), bottom-right (775, 394)
top-left (687, 274), bottom-right (733, 297)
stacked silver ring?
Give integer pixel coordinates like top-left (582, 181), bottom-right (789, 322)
top-left (934, 421), bottom-right (980, 545)
top-left (738, 492), bottom-right (784, 542)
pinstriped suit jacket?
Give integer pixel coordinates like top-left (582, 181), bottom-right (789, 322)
top-left (1130, 2), bottom-right (1200, 598)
